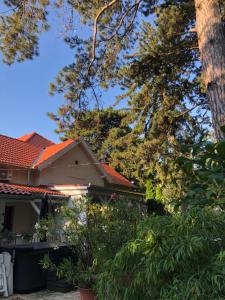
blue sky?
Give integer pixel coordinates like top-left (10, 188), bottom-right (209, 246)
top-left (0, 7), bottom-right (121, 143)
top-left (0, 28), bottom-right (71, 143)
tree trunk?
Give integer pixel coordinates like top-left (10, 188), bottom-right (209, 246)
top-left (194, 0), bottom-right (225, 141)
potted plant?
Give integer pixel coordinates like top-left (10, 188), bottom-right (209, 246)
top-left (77, 269), bottom-right (96, 300)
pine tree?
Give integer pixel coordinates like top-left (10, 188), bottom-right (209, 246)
top-left (115, 5), bottom-right (208, 193)
top-left (49, 108), bottom-right (131, 161)
top-left (1, 0), bottom-right (224, 187)
top-left (0, 0), bottom-right (49, 64)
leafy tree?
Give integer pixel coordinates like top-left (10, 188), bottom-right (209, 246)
top-left (96, 136), bottom-right (225, 299)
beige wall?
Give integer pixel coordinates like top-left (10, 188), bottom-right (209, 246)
top-left (0, 165), bottom-right (28, 185)
top-left (6, 169), bottom-right (40, 186)
top-left (30, 170), bottom-right (40, 186)
top-left (9, 201), bottom-right (38, 234)
top-left (38, 144), bottom-right (105, 186)
top-left (11, 169), bottom-right (28, 184)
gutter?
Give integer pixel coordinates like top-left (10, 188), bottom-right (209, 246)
top-left (0, 193), bottom-right (68, 201)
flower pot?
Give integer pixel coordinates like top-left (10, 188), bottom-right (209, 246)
top-left (79, 287), bottom-right (97, 300)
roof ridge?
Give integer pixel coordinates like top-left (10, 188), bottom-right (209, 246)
top-left (0, 133), bottom-right (44, 168)
top-left (18, 132), bottom-right (55, 145)
top-left (0, 133), bottom-right (40, 148)
top-left (21, 132), bottom-right (36, 142)
top-left (44, 138), bottom-right (75, 148)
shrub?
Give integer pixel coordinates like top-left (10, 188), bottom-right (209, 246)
top-left (176, 137), bottom-right (225, 209)
top-left (38, 197), bottom-right (141, 289)
top-left (97, 208), bottom-right (225, 300)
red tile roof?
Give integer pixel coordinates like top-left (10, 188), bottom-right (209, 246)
top-left (18, 132), bottom-right (55, 148)
top-left (0, 183), bottom-right (64, 197)
top-left (34, 139), bottom-right (75, 167)
top-left (0, 134), bottom-right (41, 168)
top-left (0, 133), bottom-right (74, 169)
top-left (101, 163), bottom-right (134, 188)
top-left (0, 132), bottom-right (134, 188)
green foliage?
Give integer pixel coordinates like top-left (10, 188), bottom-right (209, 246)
top-left (97, 208), bottom-right (225, 300)
top-left (145, 176), bottom-right (163, 202)
top-left (49, 1), bottom-right (208, 189)
top-left (49, 108), bottom-right (131, 161)
top-left (176, 138), bottom-right (225, 209)
top-left (0, 0), bottom-right (209, 190)
top-left (0, 0), bottom-right (49, 64)
top-left (145, 176), bottom-right (155, 200)
top-left (37, 197), bottom-right (141, 288)
top-left (114, 2), bottom-right (207, 191)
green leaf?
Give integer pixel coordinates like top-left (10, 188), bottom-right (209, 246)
top-left (192, 144), bottom-right (201, 156)
top-left (176, 156), bottom-right (188, 165)
top-left (205, 143), bottom-right (214, 153)
top-left (216, 141), bottom-right (225, 158)
top-left (182, 162), bottom-right (193, 172)
top-left (180, 144), bottom-right (189, 154)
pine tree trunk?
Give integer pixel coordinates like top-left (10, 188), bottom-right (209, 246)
top-left (194, 0), bottom-right (225, 141)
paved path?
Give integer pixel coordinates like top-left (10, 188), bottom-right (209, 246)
top-left (9, 290), bottom-right (80, 300)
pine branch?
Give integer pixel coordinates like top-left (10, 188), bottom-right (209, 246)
top-left (90, 0), bottom-right (119, 71)
top-left (102, 0), bottom-right (141, 42)
top-left (89, 0), bottom-right (141, 72)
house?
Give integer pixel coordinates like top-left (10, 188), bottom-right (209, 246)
top-left (0, 132), bottom-right (143, 239)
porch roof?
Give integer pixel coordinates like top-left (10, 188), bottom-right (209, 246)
top-left (0, 183), bottom-right (65, 198)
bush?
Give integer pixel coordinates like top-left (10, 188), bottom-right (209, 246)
top-left (38, 197), bottom-right (141, 289)
top-left (97, 208), bottom-right (225, 300)
top-left (176, 138), bottom-right (225, 209)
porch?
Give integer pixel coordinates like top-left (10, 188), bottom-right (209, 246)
top-left (0, 183), bottom-right (68, 246)
top-left (0, 183), bottom-right (144, 245)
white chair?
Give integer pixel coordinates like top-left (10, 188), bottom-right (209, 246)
top-left (3, 252), bottom-right (13, 296)
top-left (0, 254), bottom-right (8, 297)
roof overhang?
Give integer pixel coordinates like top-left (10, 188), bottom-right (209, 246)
top-left (88, 185), bottom-right (144, 200)
top-left (0, 183), bottom-right (68, 200)
top-left (35, 139), bottom-right (80, 171)
top-left (0, 193), bottom-right (68, 202)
